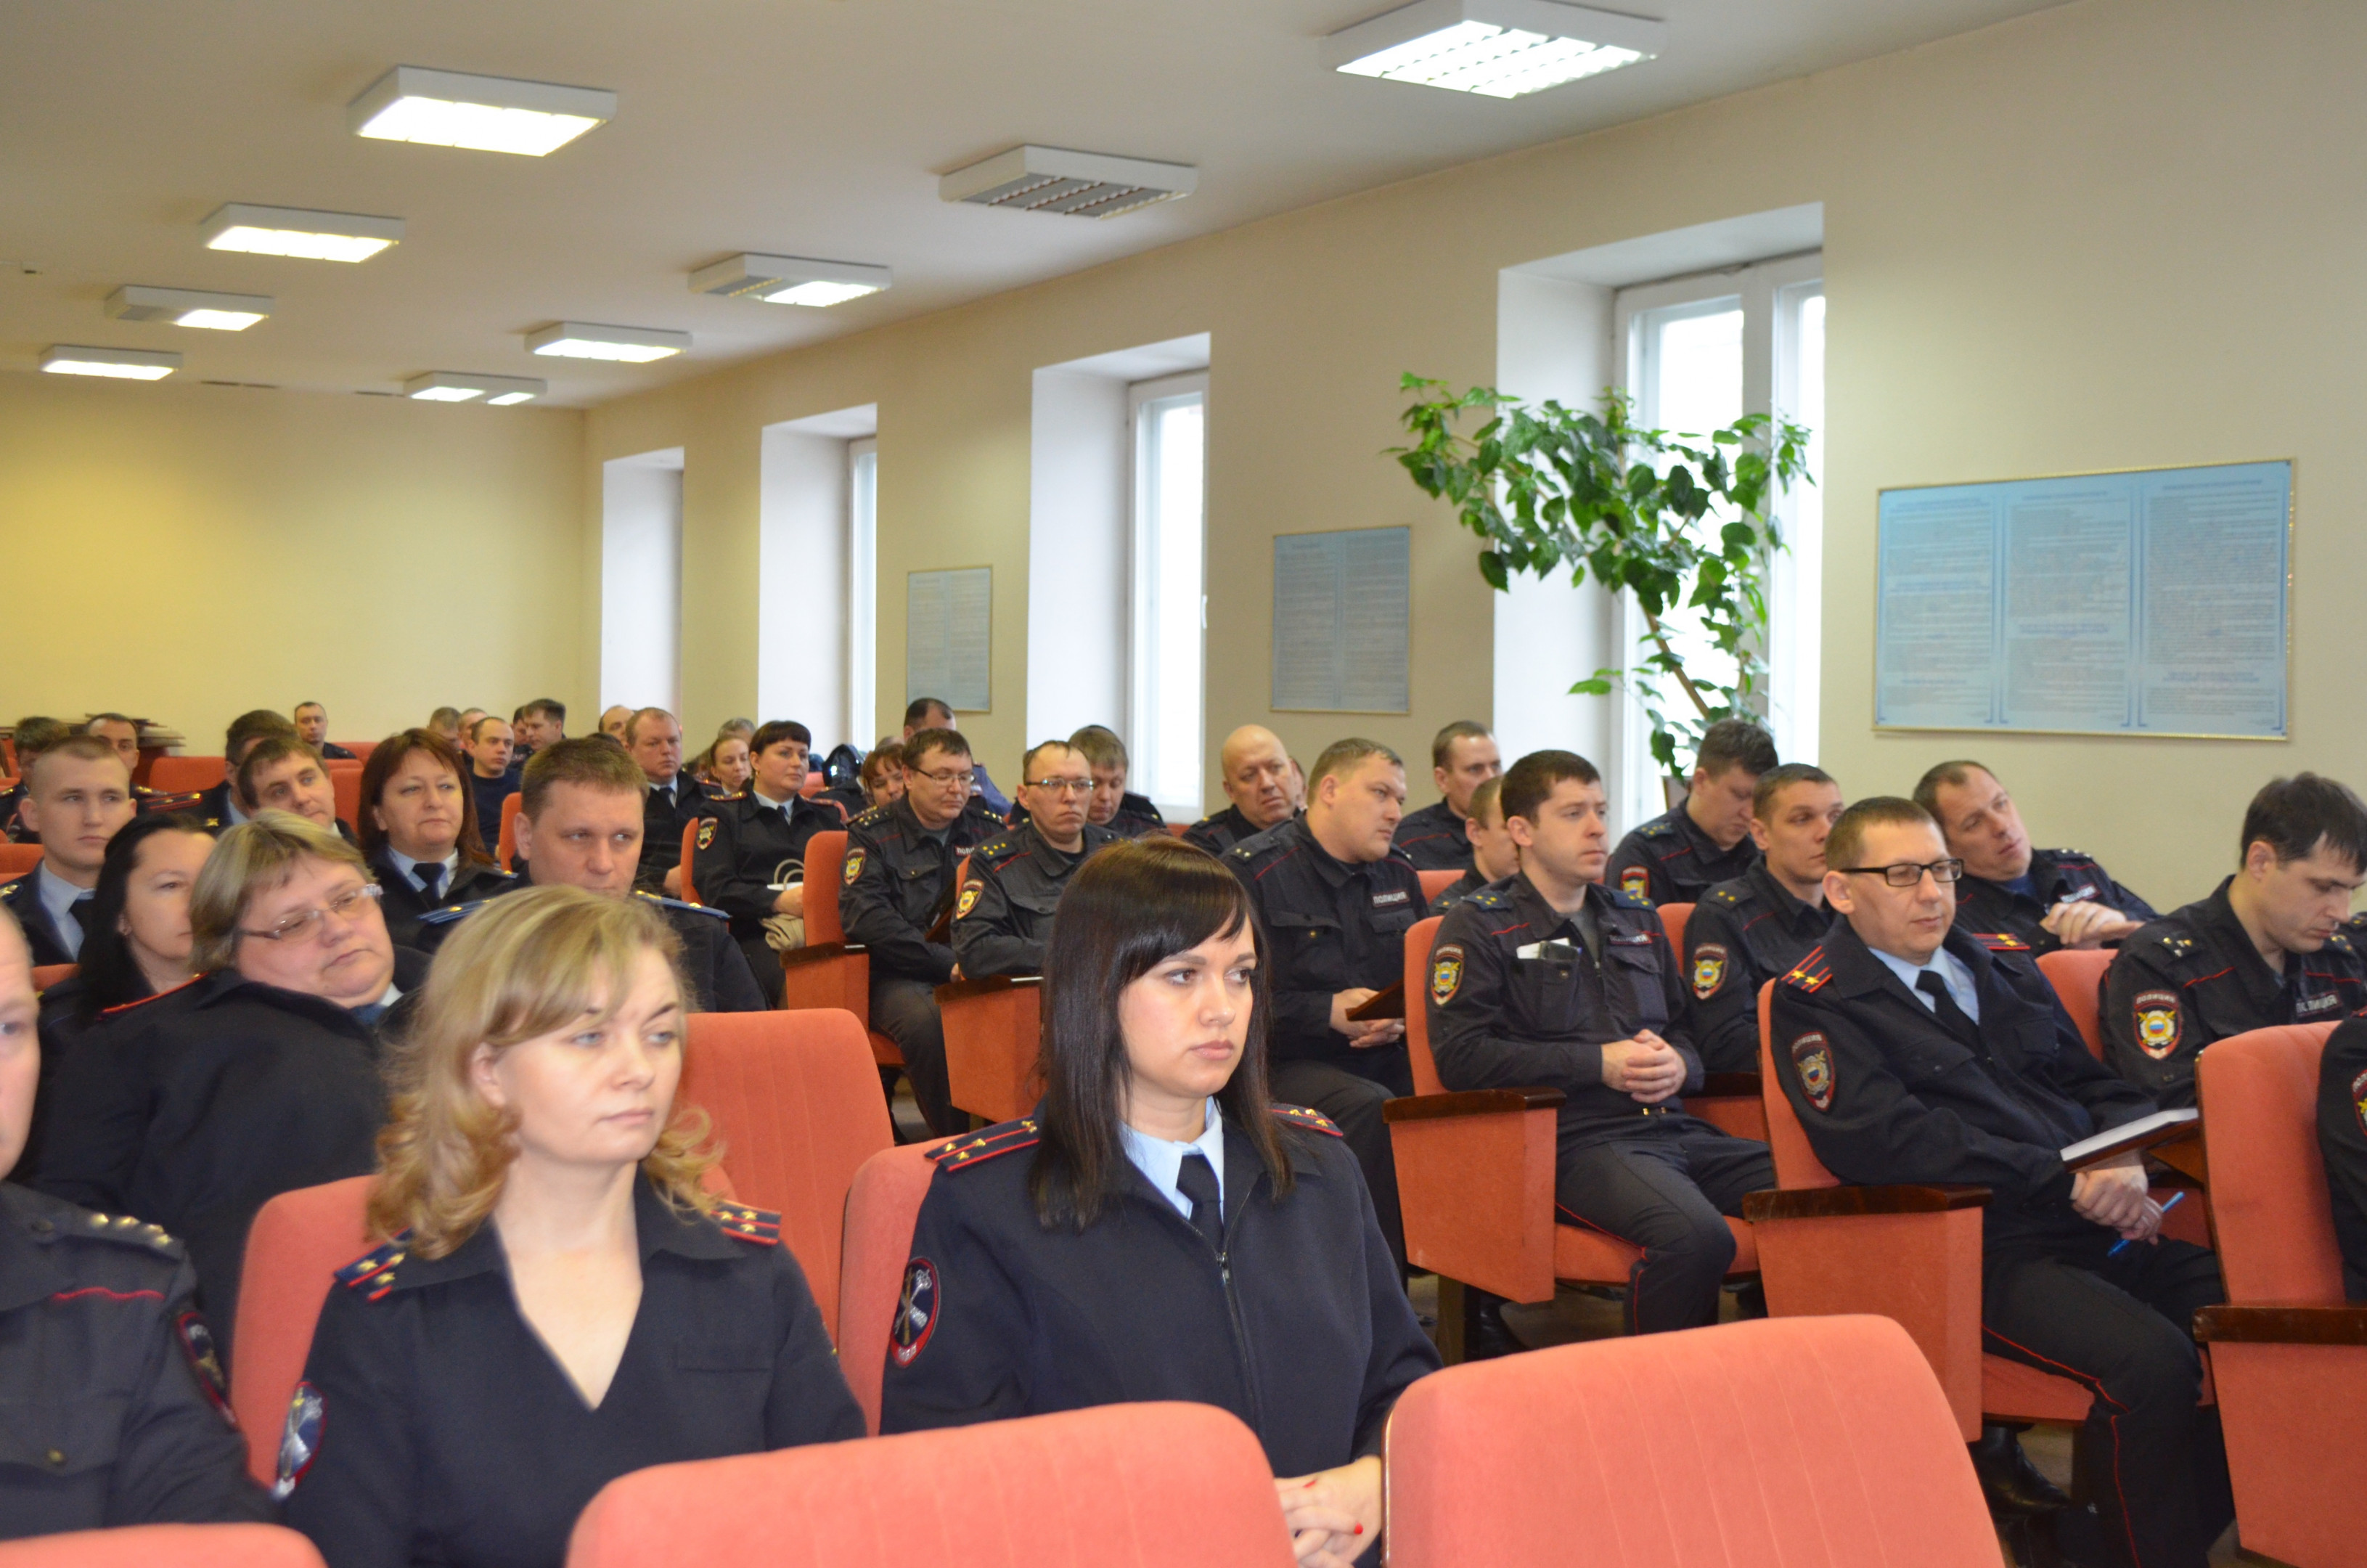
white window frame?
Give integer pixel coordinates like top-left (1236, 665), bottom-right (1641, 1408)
top-left (848, 437), bottom-right (878, 748)
top-left (1127, 371), bottom-right (1209, 820)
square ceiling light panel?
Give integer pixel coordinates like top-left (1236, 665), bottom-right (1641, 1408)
top-left (201, 204), bottom-right (405, 262)
top-left (105, 285), bottom-right (274, 331)
top-left (524, 322), bottom-right (690, 362)
top-left (41, 345), bottom-right (182, 380)
top-left (404, 372), bottom-right (548, 405)
top-left (1325, 0), bottom-right (1665, 98)
top-left (690, 253), bottom-right (892, 307)
top-left (350, 67), bottom-right (616, 157)
top-left (940, 146), bottom-right (1196, 219)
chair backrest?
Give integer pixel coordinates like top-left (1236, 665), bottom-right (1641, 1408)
top-left (0, 1524), bottom-right (327, 1568)
top-left (2037, 948), bottom-right (2113, 1060)
top-left (798, 769), bottom-right (825, 798)
top-left (2198, 1021), bottom-right (2345, 1303)
top-left (0, 843), bottom-right (44, 878)
top-left (1416, 868), bottom-right (1460, 903)
top-left (1384, 1315), bottom-right (1995, 1567)
top-left (229, 1176), bottom-right (377, 1485)
top-left (1165, 820), bottom-right (1190, 838)
top-left (1758, 981), bottom-right (1840, 1189)
top-left (1402, 913), bottom-right (1447, 1095)
top-left (680, 1010), bottom-right (896, 1342)
top-left (497, 792), bottom-right (524, 870)
top-left (326, 761), bottom-right (363, 828)
top-left (30, 963), bottom-right (75, 992)
top-left (147, 755), bottom-right (225, 794)
top-left (566, 1401), bottom-right (1296, 1568)
top-left (804, 830), bottom-right (850, 945)
top-left (679, 820), bottom-right (703, 902)
top-left (838, 1140), bottom-right (950, 1433)
top-left (335, 740), bottom-right (376, 762)
top-left (1659, 900), bottom-right (1693, 957)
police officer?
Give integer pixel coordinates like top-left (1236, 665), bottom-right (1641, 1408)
top-left (192, 710), bottom-right (298, 831)
top-left (904, 698), bottom-right (1012, 817)
top-left (625, 708), bottom-right (727, 895)
top-left (2104, 773), bottom-right (2367, 1109)
top-left (417, 739), bottom-right (766, 1014)
top-left (1605, 717), bottom-right (1776, 905)
top-left (2319, 1015), bottom-right (2367, 1299)
top-left (1772, 796), bottom-right (2229, 1567)
top-left (357, 730), bottom-right (513, 949)
top-left (1184, 725), bottom-right (1300, 854)
top-left (1425, 776), bottom-right (1518, 915)
top-left (1918, 760), bottom-right (2157, 955)
top-left (1066, 725), bottom-right (1167, 839)
top-left (842, 727), bottom-right (1004, 1135)
top-left (293, 702), bottom-right (357, 761)
top-left (692, 720), bottom-right (839, 1005)
top-left (1392, 722), bottom-right (1503, 872)
top-left (4, 717), bottom-right (73, 843)
top-left (952, 741), bottom-right (1121, 980)
top-left (459, 715), bottom-right (520, 844)
top-left (1224, 738), bottom-right (1421, 1274)
top-left (1684, 763), bottom-right (1844, 1073)
top-left (883, 839), bottom-right (1436, 1563)
top-left (0, 907), bottom-right (271, 1538)
top-left (1431, 750), bottom-right (1773, 1353)
top-left (513, 698), bottom-right (567, 763)
top-left (1, 737), bottom-right (136, 966)
top-left (237, 736), bottom-right (359, 844)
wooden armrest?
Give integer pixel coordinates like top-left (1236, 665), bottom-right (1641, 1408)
top-left (2194, 1304), bottom-right (2367, 1345)
top-left (935, 974), bottom-right (1044, 1003)
top-left (1743, 1183), bottom-right (1991, 1221)
top-left (780, 942), bottom-right (861, 971)
top-left (1383, 1087), bottom-right (1565, 1124)
top-left (1698, 1072), bottom-right (1762, 1098)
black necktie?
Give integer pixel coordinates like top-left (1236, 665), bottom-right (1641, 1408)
top-left (417, 863), bottom-right (444, 902)
top-left (1175, 1151), bottom-right (1225, 1255)
top-left (1916, 971), bottom-right (1980, 1045)
top-left (65, 897), bottom-right (91, 939)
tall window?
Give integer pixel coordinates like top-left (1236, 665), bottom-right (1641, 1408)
top-left (848, 438), bottom-right (878, 748)
top-left (1613, 254), bottom-right (1824, 824)
top-left (1129, 372), bottom-right (1207, 818)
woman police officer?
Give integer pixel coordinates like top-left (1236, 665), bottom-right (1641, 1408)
top-left (880, 837), bottom-right (1438, 1567)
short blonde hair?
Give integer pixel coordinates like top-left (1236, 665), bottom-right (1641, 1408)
top-left (189, 811), bottom-right (370, 972)
top-left (367, 884), bottom-right (716, 1257)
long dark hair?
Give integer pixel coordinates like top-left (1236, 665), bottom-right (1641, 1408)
top-left (359, 729), bottom-right (493, 867)
top-left (1029, 837), bottom-right (1295, 1229)
top-left (75, 811), bottom-right (214, 1021)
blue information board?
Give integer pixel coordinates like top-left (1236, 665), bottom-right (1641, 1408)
top-left (1874, 460), bottom-right (2290, 738)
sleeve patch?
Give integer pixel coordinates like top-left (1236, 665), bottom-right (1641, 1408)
top-left (890, 1258), bottom-right (939, 1367)
top-left (2352, 1069), bottom-right (2367, 1138)
top-left (695, 819), bottom-right (716, 851)
top-left (1789, 1032), bottom-right (1836, 1111)
top-left (1618, 866), bottom-right (1652, 900)
top-left (955, 880), bottom-right (983, 920)
top-left (273, 1381), bottom-right (324, 1500)
top-left (842, 847), bottom-right (866, 885)
top-left (1690, 943), bottom-right (1728, 1000)
top-left (2132, 989), bottom-right (2182, 1059)
top-left (1430, 942), bottom-right (1465, 1006)
top-left (176, 1312), bottom-right (237, 1429)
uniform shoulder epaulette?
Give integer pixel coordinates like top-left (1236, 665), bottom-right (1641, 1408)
top-left (139, 789), bottom-right (205, 812)
top-left (711, 1201), bottom-right (781, 1246)
top-left (1465, 884), bottom-right (1514, 910)
top-left (2154, 931), bottom-right (2199, 961)
top-left (418, 899), bottom-right (496, 927)
top-left (849, 803), bottom-right (888, 828)
top-left (1781, 945), bottom-right (1834, 992)
top-left (700, 785), bottom-right (743, 802)
top-left (632, 889), bottom-right (729, 920)
top-left (1971, 931), bottom-right (2032, 953)
top-left (100, 975), bottom-right (203, 1016)
top-left (1705, 883), bottom-right (1746, 907)
top-left (1637, 819), bottom-right (1679, 840)
top-left (1272, 1103), bottom-right (1343, 1137)
top-left (333, 1234), bottom-right (412, 1302)
top-left (927, 1117), bottom-right (1042, 1172)
top-left (1609, 885), bottom-right (1654, 911)
top-left (2329, 929), bottom-right (2358, 955)
top-left (976, 833), bottom-right (1021, 863)
top-left (0, 874), bottom-right (27, 897)
top-left (51, 1202), bottom-right (183, 1256)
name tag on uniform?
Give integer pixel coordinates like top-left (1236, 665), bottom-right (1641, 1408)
top-left (1372, 889), bottom-right (1410, 908)
top-left (1516, 940), bottom-right (1579, 962)
top-left (1606, 930), bottom-right (1654, 947)
top-left (2058, 885), bottom-right (2096, 905)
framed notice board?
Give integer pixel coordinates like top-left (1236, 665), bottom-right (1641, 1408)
top-left (1873, 460), bottom-right (2291, 739)
top-left (1271, 526), bottom-right (1410, 713)
top-left (906, 566), bottom-right (991, 712)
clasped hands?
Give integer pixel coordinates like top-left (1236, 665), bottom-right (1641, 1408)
top-left (1330, 990), bottom-right (1405, 1049)
top-left (2039, 899), bottom-right (2143, 949)
top-left (1599, 1030), bottom-right (1685, 1104)
top-left (2069, 1152), bottom-right (2163, 1244)
top-left (1275, 1455), bottom-right (1381, 1567)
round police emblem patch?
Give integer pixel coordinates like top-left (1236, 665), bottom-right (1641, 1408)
top-left (890, 1258), bottom-right (939, 1367)
top-left (1691, 943), bottom-right (1728, 1000)
top-left (274, 1380), bottom-right (325, 1500)
top-left (176, 1312), bottom-right (235, 1428)
top-left (1431, 943), bottom-right (1465, 1007)
top-left (2132, 989), bottom-right (2181, 1060)
top-left (843, 848), bottom-right (865, 885)
top-left (1789, 1032), bottom-right (1836, 1112)
top-left (955, 881), bottom-right (983, 920)
top-left (1619, 866), bottom-right (1651, 899)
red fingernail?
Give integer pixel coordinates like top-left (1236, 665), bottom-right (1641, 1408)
top-left (1354, 1525), bottom-right (1365, 1536)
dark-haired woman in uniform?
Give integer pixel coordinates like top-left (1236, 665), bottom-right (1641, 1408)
top-left (880, 837), bottom-right (1439, 1567)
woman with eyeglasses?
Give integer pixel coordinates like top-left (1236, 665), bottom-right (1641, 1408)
top-left (35, 811), bottom-right (417, 1356)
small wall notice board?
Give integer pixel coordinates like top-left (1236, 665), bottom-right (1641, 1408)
top-left (1271, 526), bottom-right (1410, 714)
top-left (907, 567), bottom-right (991, 712)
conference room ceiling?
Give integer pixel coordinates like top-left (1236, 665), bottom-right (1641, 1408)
top-left (0, 0), bottom-right (2068, 407)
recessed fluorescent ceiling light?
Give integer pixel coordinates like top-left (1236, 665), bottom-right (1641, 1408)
top-left (105, 285), bottom-right (274, 332)
top-left (404, 371), bottom-right (548, 404)
top-left (350, 66), bottom-right (616, 157)
top-left (524, 322), bottom-right (689, 362)
top-left (200, 203), bottom-right (404, 262)
top-left (940, 146), bottom-right (1196, 219)
top-left (690, 253), bottom-right (892, 307)
top-left (1325, 0), bottom-right (1664, 98)
top-left (41, 345), bottom-right (181, 380)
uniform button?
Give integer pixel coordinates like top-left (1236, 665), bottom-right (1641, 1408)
top-left (44, 1448), bottom-right (64, 1466)
top-left (30, 1219), bottom-right (52, 1236)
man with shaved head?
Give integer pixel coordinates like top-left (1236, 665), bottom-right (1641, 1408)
top-left (1183, 725), bottom-right (1299, 855)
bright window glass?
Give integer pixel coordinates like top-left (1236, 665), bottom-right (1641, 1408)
top-left (1131, 383), bottom-right (1206, 817)
top-left (849, 439), bottom-right (878, 746)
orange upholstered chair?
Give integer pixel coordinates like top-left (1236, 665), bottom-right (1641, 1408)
top-left (30, 963), bottom-right (75, 992)
top-left (838, 1140), bottom-right (953, 1433)
top-left (229, 1177), bottom-right (377, 1484)
top-left (335, 740), bottom-right (375, 763)
top-left (147, 756), bottom-right (224, 794)
top-left (680, 1010), bottom-right (895, 1342)
top-left (677, 820), bottom-right (702, 902)
top-left (565, 1401), bottom-right (1296, 1568)
top-left (1415, 867), bottom-right (1459, 904)
top-left (2036, 947), bottom-right (2112, 1059)
top-left (1657, 899), bottom-right (1692, 955)
top-left (0, 844), bottom-right (44, 878)
top-left (1648, 901), bottom-right (1767, 1142)
top-left (1385, 1315), bottom-right (1998, 1568)
top-left (496, 792), bottom-right (524, 870)
top-left (0, 1524), bottom-right (327, 1568)
top-left (798, 769), bottom-right (825, 799)
top-left (2191, 1021), bottom-right (2366, 1566)
top-left (1385, 915), bottom-right (1757, 1361)
top-left (325, 761), bottom-right (363, 828)
top-left (939, 976), bottom-right (1043, 1124)
top-left (785, 831), bottom-right (900, 1069)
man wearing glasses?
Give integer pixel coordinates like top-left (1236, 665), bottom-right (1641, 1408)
top-left (843, 726), bottom-right (1005, 1136)
top-left (952, 741), bottom-right (1121, 981)
top-left (1770, 797), bottom-right (2228, 1567)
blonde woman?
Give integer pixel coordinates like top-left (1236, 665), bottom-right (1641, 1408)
top-left (282, 885), bottom-right (859, 1568)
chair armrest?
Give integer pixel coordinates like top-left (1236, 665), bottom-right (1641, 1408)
top-left (1698, 1072), bottom-right (1763, 1098)
top-left (934, 974), bottom-right (1042, 1004)
top-left (777, 941), bottom-right (870, 1021)
top-left (1385, 1090), bottom-right (1562, 1302)
top-left (781, 941), bottom-right (862, 970)
top-left (2195, 1304), bottom-right (2367, 1345)
top-left (1743, 1184), bottom-right (1990, 1221)
top-left (1382, 1087), bottom-right (1564, 1123)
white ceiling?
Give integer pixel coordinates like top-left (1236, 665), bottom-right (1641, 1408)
top-left (0, 0), bottom-right (2068, 407)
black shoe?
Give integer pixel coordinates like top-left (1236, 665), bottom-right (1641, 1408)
top-left (1462, 1287), bottom-right (1524, 1361)
top-left (1970, 1424), bottom-right (2072, 1518)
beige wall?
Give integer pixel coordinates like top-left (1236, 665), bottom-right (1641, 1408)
top-left (0, 372), bottom-right (586, 752)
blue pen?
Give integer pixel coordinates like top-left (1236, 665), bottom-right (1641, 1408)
top-left (2108, 1190), bottom-right (2183, 1255)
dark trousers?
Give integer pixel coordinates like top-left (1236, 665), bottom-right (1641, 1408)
top-left (1270, 1048), bottom-right (1413, 1275)
top-left (1553, 1120), bottom-right (1773, 1334)
top-left (872, 977), bottom-right (954, 1137)
top-left (1980, 1237), bottom-right (2230, 1568)
top-left (734, 934), bottom-right (785, 1008)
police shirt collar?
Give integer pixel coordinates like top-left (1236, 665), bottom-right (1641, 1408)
top-left (384, 846), bottom-right (459, 890)
top-left (1288, 817), bottom-right (1365, 888)
top-left (1505, 867), bottom-right (1605, 941)
top-left (33, 862), bottom-right (91, 945)
top-left (1817, 918), bottom-right (2002, 1002)
top-left (751, 788), bottom-right (794, 812)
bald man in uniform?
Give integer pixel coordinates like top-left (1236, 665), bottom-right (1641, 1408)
top-left (1184, 725), bottom-right (1300, 856)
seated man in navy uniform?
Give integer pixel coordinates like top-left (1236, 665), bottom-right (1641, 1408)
top-left (236, 735), bottom-right (358, 843)
top-left (1431, 749), bottom-right (1773, 1355)
top-left (3, 717), bottom-right (70, 842)
top-left (1918, 759), bottom-right (2156, 955)
top-left (952, 740), bottom-right (1121, 980)
top-left (1606, 717), bottom-right (1776, 905)
top-left (842, 727), bottom-right (1005, 1136)
top-left (0, 736), bottom-right (137, 967)
top-left (292, 701), bottom-right (356, 761)
top-left (1773, 796), bottom-right (2229, 1567)
top-left (625, 707), bottom-right (719, 895)
top-left (1185, 724), bottom-right (1301, 855)
top-left (1684, 762), bottom-right (1844, 1073)
top-left (2104, 772), bottom-right (2367, 1110)
top-left (1224, 738), bottom-right (1420, 1273)
top-left (192, 709), bottom-right (297, 831)
top-left (904, 698), bottom-right (1011, 818)
top-left (2318, 1014), bottom-right (2367, 1299)
top-left (692, 719), bottom-right (839, 1006)
top-left (1426, 775), bottom-right (1518, 915)
top-left (1392, 720), bottom-right (1503, 873)
top-left (419, 738), bottom-right (764, 1013)
top-left (1068, 725), bottom-right (1167, 840)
